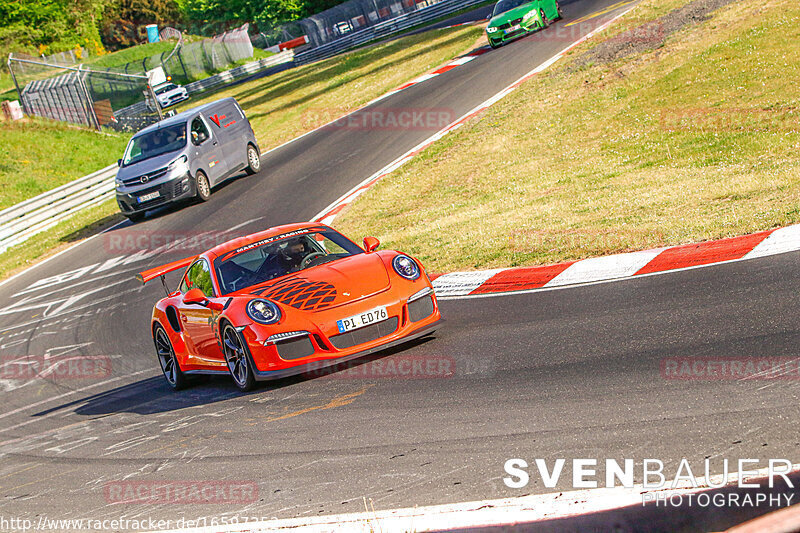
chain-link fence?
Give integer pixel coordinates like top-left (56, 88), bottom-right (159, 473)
top-left (97, 24), bottom-right (254, 85)
top-left (8, 54), bottom-right (160, 132)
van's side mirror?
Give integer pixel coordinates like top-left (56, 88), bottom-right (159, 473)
top-left (117, 159), bottom-right (122, 167)
top-left (363, 236), bottom-right (380, 252)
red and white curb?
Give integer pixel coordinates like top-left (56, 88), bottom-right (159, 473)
top-left (377, 47), bottom-right (491, 101)
top-left (431, 225), bottom-right (800, 298)
top-left (311, 4), bottom-right (639, 227)
top-left (148, 464), bottom-right (800, 533)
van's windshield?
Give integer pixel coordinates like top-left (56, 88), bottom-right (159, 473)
top-left (122, 124), bottom-right (187, 166)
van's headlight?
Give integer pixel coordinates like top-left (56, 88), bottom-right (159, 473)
top-left (115, 178), bottom-right (124, 189)
top-left (246, 299), bottom-right (282, 325)
top-left (167, 155), bottom-right (188, 174)
top-left (392, 255), bottom-right (420, 280)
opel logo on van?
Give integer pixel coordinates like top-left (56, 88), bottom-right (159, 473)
top-left (140, 175), bottom-right (149, 184)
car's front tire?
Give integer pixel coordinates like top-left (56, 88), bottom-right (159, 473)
top-left (222, 324), bottom-right (256, 392)
top-left (245, 144), bottom-right (261, 175)
top-left (194, 170), bottom-right (211, 202)
top-left (540, 8), bottom-right (550, 28)
top-left (154, 324), bottom-right (186, 390)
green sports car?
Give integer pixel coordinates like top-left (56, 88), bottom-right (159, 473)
top-left (486, 0), bottom-right (562, 49)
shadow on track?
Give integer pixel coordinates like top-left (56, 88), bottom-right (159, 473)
top-left (35, 336), bottom-right (436, 417)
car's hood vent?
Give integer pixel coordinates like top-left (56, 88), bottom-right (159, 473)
top-left (250, 253), bottom-right (391, 311)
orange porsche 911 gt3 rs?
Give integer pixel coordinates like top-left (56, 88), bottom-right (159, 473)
top-left (136, 223), bottom-right (442, 391)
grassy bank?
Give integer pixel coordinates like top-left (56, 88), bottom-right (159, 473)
top-left (189, 24), bottom-right (485, 152)
top-left (0, 119), bottom-right (128, 210)
top-left (334, 0), bottom-right (800, 273)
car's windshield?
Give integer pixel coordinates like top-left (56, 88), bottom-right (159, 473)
top-left (492, 0), bottom-right (528, 17)
top-left (122, 123), bottom-right (187, 166)
top-left (214, 228), bottom-right (364, 294)
top-left (155, 84), bottom-right (178, 95)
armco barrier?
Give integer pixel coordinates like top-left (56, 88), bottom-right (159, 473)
top-left (0, 164), bottom-right (118, 254)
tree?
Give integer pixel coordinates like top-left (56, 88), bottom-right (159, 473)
top-left (101, 0), bottom-right (183, 50)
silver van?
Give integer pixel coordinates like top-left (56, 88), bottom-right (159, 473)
top-left (115, 97), bottom-right (261, 221)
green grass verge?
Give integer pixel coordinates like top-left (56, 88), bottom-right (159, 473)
top-left (0, 25), bottom-right (484, 279)
top-left (334, 0), bottom-right (800, 273)
top-left (0, 119), bottom-right (129, 210)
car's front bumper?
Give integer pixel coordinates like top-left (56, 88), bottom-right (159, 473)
top-left (487, 20), bottom-right (541, 46)
top-left (116, 172), bottom-right (195, 215)
top-left (239, 288), bottom-right (442, 381)
top-left (245, 318), bottom-right (442, 381)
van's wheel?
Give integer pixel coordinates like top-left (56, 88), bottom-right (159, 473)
top-left (154, 324), bottom-right (186, 390)
top-left (194, 170), bottom-right (211, 202)
top-left (222, 324), bottom-right (256, 392)
top-left (245, 144), bottom-right (261, 175)
top-left (125, 212), bottom-right (145, 223)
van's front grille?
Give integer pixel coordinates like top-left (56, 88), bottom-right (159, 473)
top-left (123, 166), bottom-right (169, 186)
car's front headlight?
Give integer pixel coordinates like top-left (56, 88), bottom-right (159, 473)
top-left (246, 299), bottom-right (282, 325)
top-left (393, 255), bottom-right (421, 281)
top-left (487, 26), bottom-right (499, 33)
top-left (167, 155), bottom-right (189, 174)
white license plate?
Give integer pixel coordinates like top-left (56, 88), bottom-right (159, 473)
top-left (505, 24), bottom-right (521, 34)
top-left (336, 306), bottom-right (388, 333)
top-left (137, 191), bottom-right (160, 203)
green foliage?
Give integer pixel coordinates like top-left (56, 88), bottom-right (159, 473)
top-left (101, 0), bottom-right (183, 51)
top-left (0, 0), bottom-right (105, 57)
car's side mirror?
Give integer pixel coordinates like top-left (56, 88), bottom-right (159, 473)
top-left (117, 159), bottom-right (122, 167)
top-left (183, 288), bottom-right (207, 305)
top-left (363, 236), bottom-right (380, 252)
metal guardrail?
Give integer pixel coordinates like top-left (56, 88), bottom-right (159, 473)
top-left (294, 0), bottom-right (489, 65)
top-left (0, 164), bottom-right (118, 254)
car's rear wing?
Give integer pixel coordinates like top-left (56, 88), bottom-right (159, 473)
top-left (135, 255), bottom-right (197, 285)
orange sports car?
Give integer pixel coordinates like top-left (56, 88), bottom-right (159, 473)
top-left (136, 223), bottom-right (442, 391)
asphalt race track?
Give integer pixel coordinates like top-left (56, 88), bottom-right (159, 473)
top-left (2, 0), bottom-right (799, 529)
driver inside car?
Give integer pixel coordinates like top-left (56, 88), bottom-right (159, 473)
top-left (279, 238), bottom-right (310, 272)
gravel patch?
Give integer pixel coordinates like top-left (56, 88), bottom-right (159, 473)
top-left (570, 0), bottom-right (742, 69)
